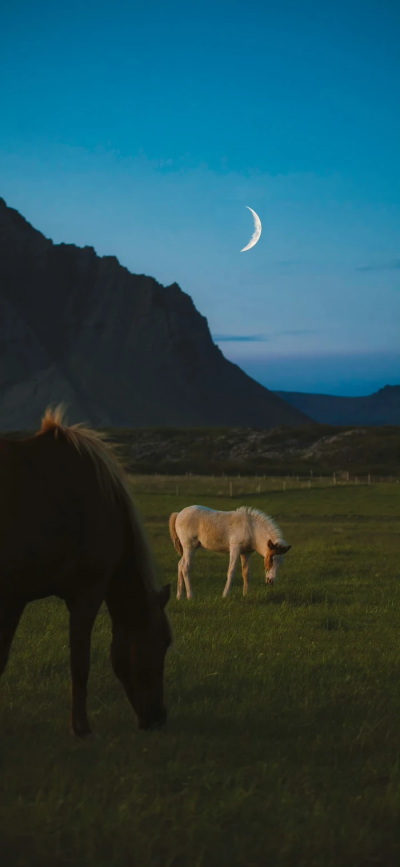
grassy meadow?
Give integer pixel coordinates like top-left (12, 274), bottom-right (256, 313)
top-left (0, 476), bottom-right (399, 866)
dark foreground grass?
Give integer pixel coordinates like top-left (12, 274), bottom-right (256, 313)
top-left (0, 482), bottom-right (399, 866)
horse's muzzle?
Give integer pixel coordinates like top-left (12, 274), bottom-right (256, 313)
top-left (265, 577), bottom-right (275, 585)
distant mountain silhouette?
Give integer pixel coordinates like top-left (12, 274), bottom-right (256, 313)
top-left (0, 198), bottom-right (310, 430)
top-left (274, 386), bottom-right (400, 426)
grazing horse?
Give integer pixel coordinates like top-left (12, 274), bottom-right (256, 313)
top-left (169, 505), bottom-right (291, 599)
top-left (0, 407), bottom-right (172, 736)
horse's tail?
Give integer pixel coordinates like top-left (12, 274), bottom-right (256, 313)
top-left (169, 512), bottom-right (183, 556)
top-left (39, 405), bottom-right (160, 595)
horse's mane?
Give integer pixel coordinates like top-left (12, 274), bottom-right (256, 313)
top-left (236, 506), bottom-right (285, 544)
top-left (41, 406), bottom-right (127, 502)
top-left (39, 405), bottom-right (159, 597)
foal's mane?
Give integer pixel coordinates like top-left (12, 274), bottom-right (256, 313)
top-left (39, 405), bottom-right (159, 597)
top-left (236, 506), bottom-right (285, 544)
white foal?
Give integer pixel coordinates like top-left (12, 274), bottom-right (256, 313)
top-left (169, 505), bottom-right (291, 599)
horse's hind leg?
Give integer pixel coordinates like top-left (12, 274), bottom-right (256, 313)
top-left (223, 547), bottom-right (240, 598)
top-left (0, 602), bottom-right (25, 678)
top-left (177, 557), bottom-right (185, 599)
top-left (65, 591), bottom-right (103, 737)
top-left (240, 554), bottom-right (252, 596)
top-left (182, 549), bottom-right (195, 600)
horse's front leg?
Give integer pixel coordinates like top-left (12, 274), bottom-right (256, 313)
top-left (65, 592), bottom-right (103, 737)
top-left (240, 553), bottom-right (252, 596)
top-left (223, 547), bottom-right (240, 598)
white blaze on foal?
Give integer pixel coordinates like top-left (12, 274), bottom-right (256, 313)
top-left (169, 505), bottom-right (291, 599)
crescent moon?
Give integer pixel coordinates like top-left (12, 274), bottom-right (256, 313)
top-left (240, 206), bottom-right (262, 252)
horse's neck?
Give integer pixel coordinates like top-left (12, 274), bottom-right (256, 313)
top-left (108, 570), bottom-right (153, 630)
top-left (251, 518), bottom-right (272, 556)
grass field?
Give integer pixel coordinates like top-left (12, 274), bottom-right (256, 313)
top-left (0, 478), bottom-right (399, 866)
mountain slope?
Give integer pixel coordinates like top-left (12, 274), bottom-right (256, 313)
top-left (274, 386), bottom-right (400, 426)
top-left (0, 198), bottom-right (310, 430)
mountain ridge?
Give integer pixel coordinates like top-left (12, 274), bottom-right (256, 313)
top-left (274, 385), bottom-right (400, 426)
top-left (0, 197), bottom-right (310, 430)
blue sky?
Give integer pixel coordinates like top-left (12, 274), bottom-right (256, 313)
top-left (1, 0), bottom-right (399, 395)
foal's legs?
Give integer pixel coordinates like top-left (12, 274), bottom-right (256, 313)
top-left (222, 547), bottom-right (240, 598)
top-left (240, 553), bottom-right (252, 596)
top-left (65, 592), bottom-right (103, 736)
top-left (177, 557), bottom-right (185, 599)
top-left (181, 549), bottom-right (195, 600)
top-left (0, 601), bottom-right (25, 678)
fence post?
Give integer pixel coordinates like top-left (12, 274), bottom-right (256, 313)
top-left (333, 473), bottom-right (336, 485)
top-left (308, 479), bottom-right (311, 488)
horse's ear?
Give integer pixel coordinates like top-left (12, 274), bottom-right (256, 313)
top-left (280, 544), bottom-right (292, 554)
top-left (268, 539), bottom-right (275, 550)
top-left (158, 584), bottom-right (171, 608)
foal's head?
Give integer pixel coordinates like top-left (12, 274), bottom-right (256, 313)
top-left (264, 539), bottom-right (292, 585)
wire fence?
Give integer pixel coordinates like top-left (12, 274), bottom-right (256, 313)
top-left (128, 471), bottom-right (399, 498)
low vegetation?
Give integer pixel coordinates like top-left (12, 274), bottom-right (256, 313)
top-left (3, 423), bottom-right (400, 477)
top-left (1, 478), bottom-right (399, 865)
top-left (102, 423), bottom-right (400, 477)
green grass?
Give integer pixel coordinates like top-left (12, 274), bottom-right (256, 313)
top-left (1, 480), bottom-right (399, 866)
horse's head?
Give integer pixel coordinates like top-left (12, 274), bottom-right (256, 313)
top-left (264, 540), bottom-right (292, 585)
top-left (134, 584), bottom-right (173, 730)
top-left (111, 584), bottom-right (172, 730)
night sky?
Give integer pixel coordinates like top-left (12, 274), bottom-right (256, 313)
top-left (1, 0), bottom-right (399, 394)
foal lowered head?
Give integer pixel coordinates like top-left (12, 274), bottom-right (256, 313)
top-left (264, 539), bottom-right (292, 585)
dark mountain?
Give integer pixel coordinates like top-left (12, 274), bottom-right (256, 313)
top-left (274, 386), bottom-right (400, 426)
top-left (0, 198), bottom-right (309, 430)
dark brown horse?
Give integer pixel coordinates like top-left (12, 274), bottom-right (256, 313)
top-left (0, 407), bottom-right (172, 735)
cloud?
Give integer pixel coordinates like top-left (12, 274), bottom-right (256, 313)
top-left (213, 329), bottom-right (319, 343)
top-left (356, 259), bottom-right (400, 272)
top-left (213, 334), bottom-right (268, 342)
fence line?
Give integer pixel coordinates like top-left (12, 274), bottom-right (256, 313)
top-left (130, 472), bottom-right (398, 497)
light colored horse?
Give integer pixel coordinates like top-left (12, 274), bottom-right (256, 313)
top-left (169, 505), bottom-right (291, 599)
